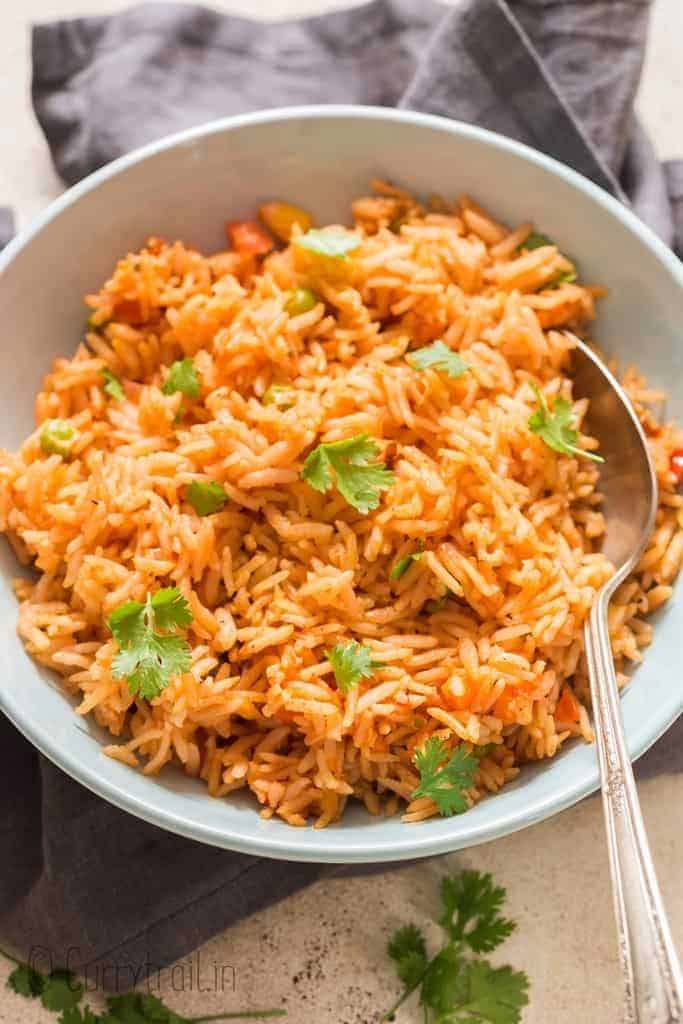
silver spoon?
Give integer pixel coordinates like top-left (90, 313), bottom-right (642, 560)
top-left (571, 337), bottom-right (683, 1023)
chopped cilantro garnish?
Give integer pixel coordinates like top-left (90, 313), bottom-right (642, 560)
top-left (108, 587), bottom-right (193, 699)
top-left (424, 589), bottom-right (453, 614)
top-left (161, 358), bottom-right (200, 398)
top-left (39, 419), bottom-right (78, 458)
top-left (382, 869), bottom-right (529, 1024)
top-left (409, 340), bottom-right (468, 379)
top-left (391, 544), bottom-right (424, 580)
top-left (301, 433), bottom-right (394, 514)
top-left (101, 367), bottom-right (124, 401)
top-left (186, 480), bottom-right (228, 517)
top-left (294, 228), bottom-right (361, 259)
top-left (412, 737), bottom-right (479, 816)
top-left (519, 230), bottom-right (554, 250)
top-left (545, 268), bottom-right (577, 289)
top-left (326, 640), bottom-right (384, 694)
top-left (528, 383), bottom-right (603, 462)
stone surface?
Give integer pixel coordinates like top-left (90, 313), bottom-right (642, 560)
top-left (0, 3), bottom-right (681, 1023)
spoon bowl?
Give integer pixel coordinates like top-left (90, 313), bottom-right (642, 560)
top-left (571, 338), bottom-right (658, 580)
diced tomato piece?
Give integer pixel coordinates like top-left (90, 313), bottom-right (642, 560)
top-left (113, 298), bottom-right (145, 324)
top-left (225, 219), bottom-right (274, 255)
top-left (555, 687), bottom-right (581, 724)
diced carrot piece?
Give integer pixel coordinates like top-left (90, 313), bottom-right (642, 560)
top-left (555, 686), bottom-right (581, 724)
top-left (259, 201), bottom-right (313, 242)
top-left (225, 220), bottom-right (274, 255)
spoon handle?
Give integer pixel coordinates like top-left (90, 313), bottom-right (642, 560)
top-left (585, 593), bottom-right (683, 1023)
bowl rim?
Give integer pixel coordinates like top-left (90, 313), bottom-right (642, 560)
top-left (1, 104), bottom-right (682, 863)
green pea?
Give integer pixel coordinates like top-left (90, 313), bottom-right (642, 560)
top-left (40, 419), bottom-right (78, 458)
top-left (285, 287), bottom-right (318, 316)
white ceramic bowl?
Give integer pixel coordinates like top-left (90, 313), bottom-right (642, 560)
top-left (1, 107), bottom-right (682, 863)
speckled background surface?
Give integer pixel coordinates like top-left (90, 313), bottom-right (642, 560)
top-left (1, 2), bottom-right (681, 1022)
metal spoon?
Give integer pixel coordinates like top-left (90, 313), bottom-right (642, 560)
top-left (571, 337), bottom-right (683, 1023)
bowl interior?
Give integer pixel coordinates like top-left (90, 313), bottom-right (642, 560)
top-left (1, 108), bottom-right (682, 862)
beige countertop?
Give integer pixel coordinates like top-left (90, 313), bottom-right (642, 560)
top-left (0, 2), bottom-right (681, 1022)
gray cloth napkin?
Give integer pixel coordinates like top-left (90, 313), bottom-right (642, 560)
top-left (1, 0), bottom-right (681, 988)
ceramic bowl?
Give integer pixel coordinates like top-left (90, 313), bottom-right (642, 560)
top-left (1, 106), bottom-right (682, 862)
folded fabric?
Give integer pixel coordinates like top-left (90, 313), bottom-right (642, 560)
top-left (1, 0), bottom-right (680, 988)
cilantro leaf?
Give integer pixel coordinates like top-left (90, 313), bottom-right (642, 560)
top-left (439, 871), bottom-right (516, 954)
top-left (7, 963), bottom-right (45, 997)
top-left (412, 738), bottom-right (479, 816)
top-left (41, 970), bottom-right (84, 1012)
top-left (424, 590), bottom-right (453, 614)
top-left (102, 992), bottom-right (185, 1024)
top-left (519, 230), bottom-right (554, 251)
top-left (391, 545), bottom-right (423, 581)
top-left (421, 953), bottom-right (528, 1024)
top-left (294, 228), bottom-right (361, 259)
top-left (326, 640), bottom-right (384, 693)
top-left (101, 367), bottom-right (124, 401)
top-left (161, 358), bottom-right (200, 398)
top-left (450, 960), bottom-right (529, 1024)
top-left (420, 945), bottom-right (465, 1017)
top-left (59, 1007), bottom-right (100, 1024)
top-left (545, 268), bottom-right (577, 289)
top-left (409, 340), bottom-right (468, 379)
top-left (528, 384), bottom-right (603, 462)
top-left (301, 433), bottom-right (394, 513)
top-left (108, 588), bottom-right (192, 699)
top-left (186, 480), bottom-right (228, 516)
top-left (388, 925), bottom-right (428, 989)
top-left (148, 587), bottom-right (193, 632)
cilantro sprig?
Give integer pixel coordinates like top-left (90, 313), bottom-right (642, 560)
top-left (326, 639), bottom-right (384, 693)
top-left (1, 947), bottom-right (285, 1023)
top-left (294, 228), bottom-right (361, 259)
top-left (412, 737), bottom-right (479, 816)
top-left (162, 358), bottom-right (200, 398)
top-left (528, 384), bottom-right (603, 462)
top-left (409, 340), bottom-right (468, 379)
top-left (382, 869), bottom-right (528, 1024)
top-left (108, 587), bottom-right (193, 699)
top-left (301, 433), bottom-right (394, 514)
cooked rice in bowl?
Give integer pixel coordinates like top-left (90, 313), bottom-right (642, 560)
top-left (1, 182), bottom-right (682, 829)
